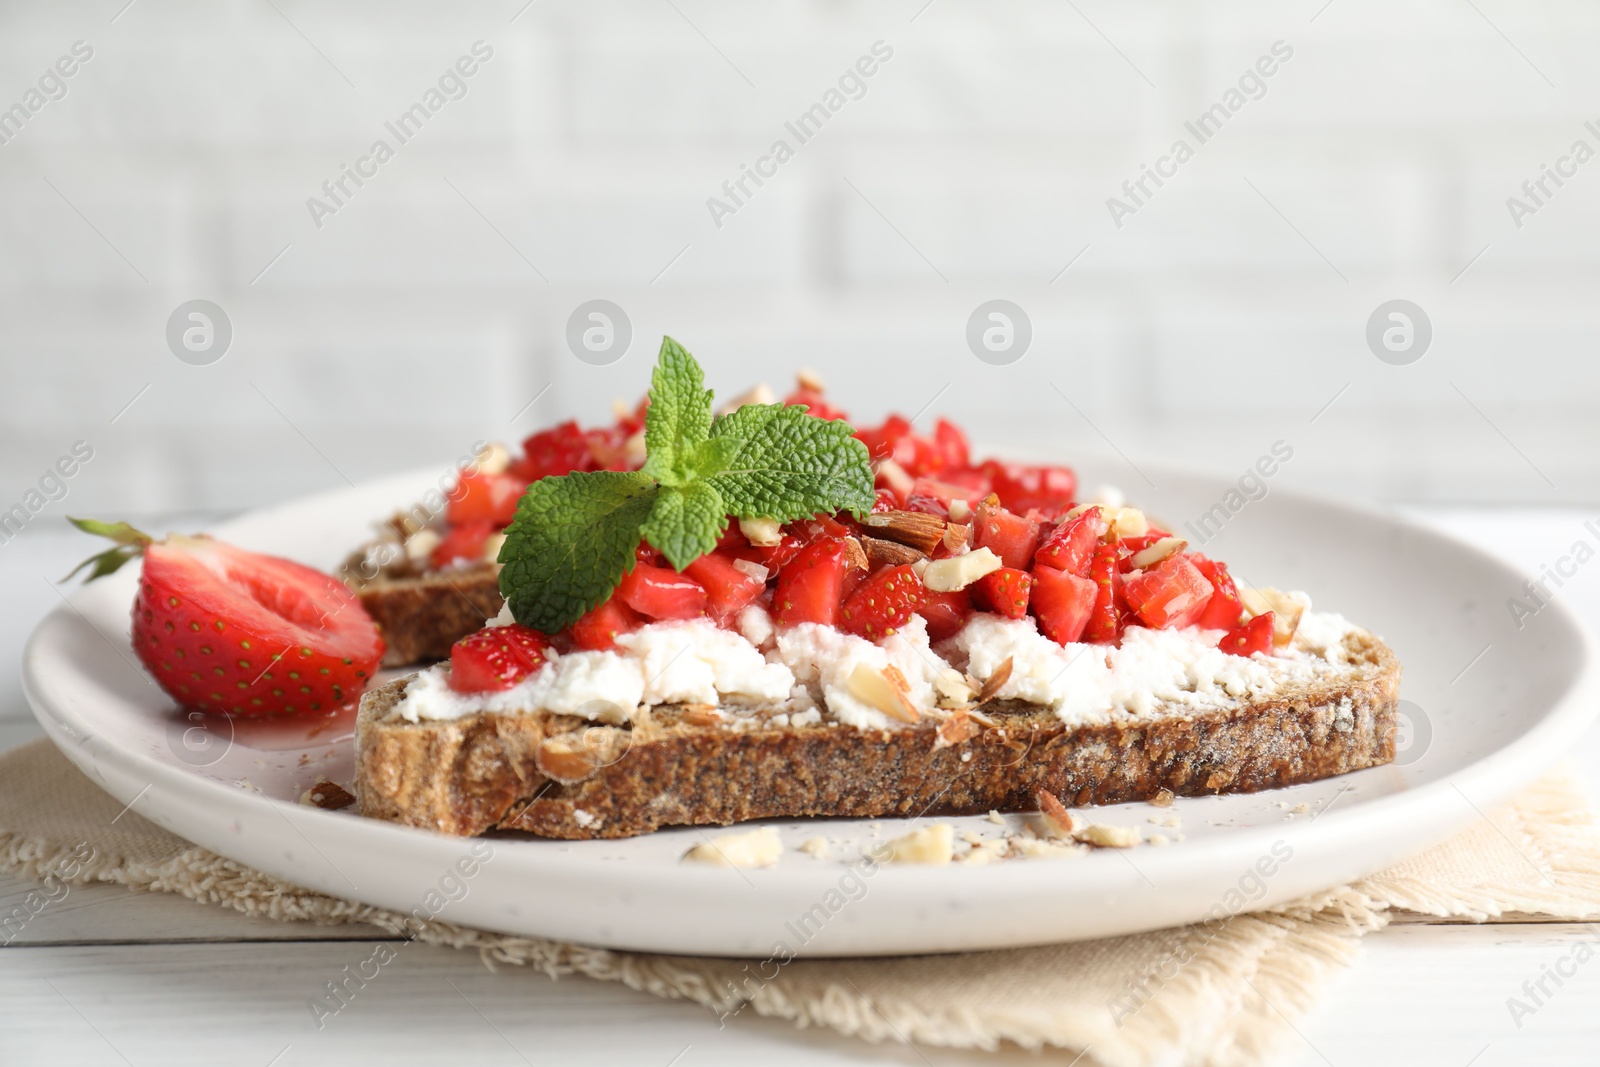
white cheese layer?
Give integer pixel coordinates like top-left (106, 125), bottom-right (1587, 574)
top-left (387, 600), bottom-right (1360, 730)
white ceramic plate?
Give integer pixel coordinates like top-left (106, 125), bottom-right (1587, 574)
top-left (23, 466), bottom-right (1599, 957)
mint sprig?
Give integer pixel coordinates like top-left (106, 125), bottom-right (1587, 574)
top-left (497, 336), bottom-right (875, 633)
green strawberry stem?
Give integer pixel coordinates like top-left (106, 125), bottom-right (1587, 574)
top-left (62, 517), bottom-right (154, 583)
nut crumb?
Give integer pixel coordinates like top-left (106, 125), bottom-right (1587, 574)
top-left (986, 810), bottom-right (1006, 825)
top-left (1077, 823), bottom-right (1141, 849)
top-left (299, 780), bottom-right (355, 810)
top-left (1151, 789), bottom-right (1175, 808)
top-left (1291, 802), bottom-right (1310, 814)
top-left (875, 824), bottom-right (954, 865)
top-left (798, 836), bottom-right (830, 860)
top-left (1147, 833), bottom-right (1170, 847)
top-left (684, 826), bottom-right (782, 868)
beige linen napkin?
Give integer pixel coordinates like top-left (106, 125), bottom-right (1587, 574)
top-left (5, 739), bottom-right (1600, 1067)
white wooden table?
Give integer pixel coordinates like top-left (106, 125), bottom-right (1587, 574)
top-left (4, 507), bottom-right (1600, 1066)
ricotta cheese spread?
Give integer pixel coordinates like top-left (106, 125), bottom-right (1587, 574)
top-left (388, 597), bottom-right (1360, 730)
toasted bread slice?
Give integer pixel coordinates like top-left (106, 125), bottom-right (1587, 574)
top-left (354, 628), bottom-right (1399, 840)
top-left (348, 563), bottom-right (503, 667)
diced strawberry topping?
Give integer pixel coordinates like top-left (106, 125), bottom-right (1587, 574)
top-left (515, 419), bottom-right (595, 481)
top-left (910, 477), bottom-right (980, 509)
top-left (448, 623), bottom-right (552, 693)
top-left (933, 418), bottom-right (970, 470)
top-left (569, 596), bottom-right (643, 652)
top-left (840, 564), bottom-right (926, 639)
top-left (430, 521), bottom-right (496, 570)
top-left (1083, 543), bottom-right (1124, 644)
top-left (982, 461), bottom-right (1076, 514)
top-left (784, 387), bottom-right (850, 422)
top-left (1220, 612), bottom-right (1274, 657)
top-left (1033, 507), bottom-right (1106, 576)
top-left (617, 563), bottom-right (708, 620)
top-left (773, 538), bottom-right (848, 626)
top-left (1122, 554), bottom-right (1214, 630)
top-left (448, 471), bottom-right (524, 527)
top-left (1031, 565), bottom-right (1098, 645)
top-left (1192, 556), bottom-right (1246, 630)
top-left (684, 550), bottom-right (767, 621)
top-left (917, 588), bottom-right (974, 641)
top-left (972, 567), bottom-right (1032, 619)
top-left (872, 488), bottom-right (901, 513)
top-left (972, 499), bottom-right (1043, 571)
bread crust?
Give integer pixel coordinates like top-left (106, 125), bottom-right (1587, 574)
top-left (355, 630), bottom-right (1400, 840)
top-left (350, 564), bottom-right (503, 667)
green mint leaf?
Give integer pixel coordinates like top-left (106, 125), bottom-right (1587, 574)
top-left (497, 471), bottom-right (659, 633)
top-left (687, 435), bottom-right (742, 480)
top-left (705, 403), bottom-right (876, 521)
top-left (640, 336), bottom-right (713, 486)
top-left (641, 480), bottom-right (726, 571)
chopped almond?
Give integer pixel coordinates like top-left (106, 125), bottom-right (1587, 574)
top-left (300, 780), bottom-right (355, 810)
top-left (861, 535), bottom-right (924, 568)
top-left (935, 708), bottom-right (982, 749)
top-left (1077, 823), bottom-right (1142, 849)
top-left (846, 663), bottom-right (920, 723)
top-left (1035, 789), bottom-right (1080, 837)
top-left (860, 509), bottom-right (946, 554)
top-left (1240, 587), bottom-right (1308, 647)
top-left (947, 499), bottom-right (973, 523)
top-left (1101, 507), bottom-right (1149, 540)
top-left (738, 516), bottom-right (783, 547)
top-left (1129, 536), bottom-right (1186, 570)
top-left (877, 824), bottom-right (954, 865)
top-left (796, 367), bottom-right (827, 393)
top-left (976, 656), bottom-right (1014, 704)
top-left (841, 536), bottom-right (870, 572)
top-left (933, 668), bottom-right (976, 709)
top-left (684, 826), bottom-right (783, 868)
top-left (942, 523), bottom-right (971, 552)
top-left (474, 442), bottom-right (511, 476)
top-left (717, 383), bottom-right (775, 414)
top-left (921, 547), bottom-right (1002, 592)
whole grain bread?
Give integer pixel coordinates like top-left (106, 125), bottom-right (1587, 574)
top-left (354, 630), bottom-right (1400, 840)
top-left (349, 564), bottom-right (503, 667)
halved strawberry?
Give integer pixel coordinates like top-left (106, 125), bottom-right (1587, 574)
top-left (1034, 507), bottom-right (1106, 576)
top-left (431, 521), bottom-right (495, 569)
top-left (972, 567), bottom-right (1032, 619)
top-left (67, 519), bottom-right (384, 718)
top-left (617, 563), bottom-right (708, 620)
top-left (973, 498), bottom-right (1042, 571)
top-left (569, 595), bottom-right (643, 652)
top-left (773, 538), bottom-right (847, 627)
top-left (448, 623), bottom-right (552, 693)
top-left (1220, 612), bottom-right (1274, 657)
top-left (1031, 565), bottom-right (1097, 645)
top-left (917, 588), bottom-right (974, 641)
top-left (840, 564), bottom-right (926, 640)
top-left (448, 471), bottom-right (524, 527)
top-left (1122, 554), bottom-right (1213, 629)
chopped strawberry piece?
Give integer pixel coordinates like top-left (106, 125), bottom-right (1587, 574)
top-left (1220, 612), bottom-right (1274, 657)
top-left (784, 388), bottom-right (850, 422)
top-left (684, 551), bottom-right (767, 621)
top-left (515, 419), bottom-right (595, 481)
top-left (1084, 544), bottom-right (1124, 644)
top-left (585, 425), bottom-right (636, 471)
top-left (738, 531), bottom-right (804, 572)
top-left (127, 537), bottom-right (384, 718)
top-left (973, 499), bottom-right (1043, 570)
top-left (1122, 554), bottom-right (1214, 629)
top-left (448, 623), bottom-right (552, 693)
top-left (840, 564), bottom-right (927, 640)
top-left (972, 567), bottom-right (1032, 619)
top-left (911, 477), bottom-right (981, 509)
top-left (917, 588), bottom-right (974, 641)
top-left (635, 542), bottom-right (667, 568)
top-left (1034, 507), bottom-right (1106, 576)
top-left (430, 522), bottom-right (495, 570)
top-left (1031, 565), bottom-right (1098, 645)
top-left (903, 493), bottom-right (950, 519)
top-left (933, 418), bottom-right (970, 470)
top-left (448, 471), bottom-right (524, 527)
top-left (773, 538), bottom-right (848, 626)
top-left (855, 415), bottom-right (912, 461)
top-left (617, 563), bottom-right (708, 620)
top-left (797, 513), bottom-right (855, 542)
top-left (937, 466), bottom-right (994, 498)
top-left (894, 433), bottom-right (945, 478)
top-left (569, 596), bottom-right (643, 652)
top-left (982, 460), bottom-right (1076, 514)
top-left (872, 488), bottom-right (900, 513)
top-left (1192, 557), bottom-right (1246, 630)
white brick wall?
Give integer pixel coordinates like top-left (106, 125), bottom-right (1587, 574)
top-left (2, 0), bottom-right (1597, 523)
